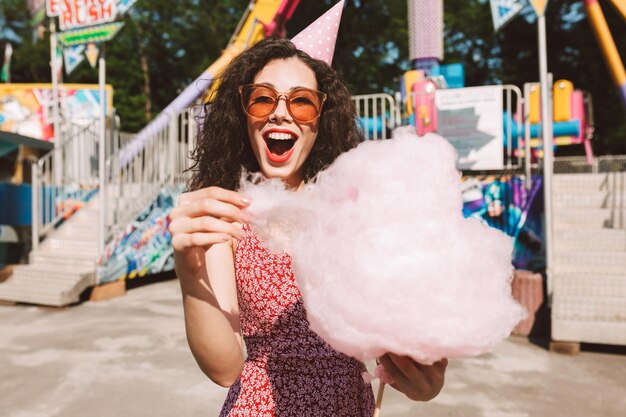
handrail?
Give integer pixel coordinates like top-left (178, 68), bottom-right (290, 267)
top-left (351, 93), bottom-right (397, 140)
top-left (31, 118), bottom-right (102, 251)
top-left (100, 109), bottom-right (197, 263)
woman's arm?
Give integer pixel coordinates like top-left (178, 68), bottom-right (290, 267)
top-left (170, 187), bottom-right (250, 387)
top-left (177, 242), bottom-right (243, 387)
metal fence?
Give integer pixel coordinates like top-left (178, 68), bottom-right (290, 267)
top-left (31, 118), bottom-right (102, 250)
top-left (351, 93), bottom-right (399, 141)
top-left (554, 155), bottom-right (626, 174)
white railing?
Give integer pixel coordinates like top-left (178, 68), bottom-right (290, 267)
top-left (352, 93), bottom-right (399, 140)
top-left (31, 118), bottom-right (101, 250)
top-left (554, 155), bottom-right (626, 174)
top-left (101, 109), bottom-right (197, 261)
top-left (175, 107), bottom-right (199, 184)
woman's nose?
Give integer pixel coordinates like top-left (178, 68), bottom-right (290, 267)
top-left (271, 97), bottom-right (292, 122)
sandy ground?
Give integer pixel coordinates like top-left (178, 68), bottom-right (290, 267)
top-left (1, 279), bottom-right (625, 417)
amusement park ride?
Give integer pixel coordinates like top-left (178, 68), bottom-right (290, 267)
top-left (0, 0), bottom-right (625, 350)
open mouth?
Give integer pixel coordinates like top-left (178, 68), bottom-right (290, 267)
top-left (264, 131), bottom-right (297, 157)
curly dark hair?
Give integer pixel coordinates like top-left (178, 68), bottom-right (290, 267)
top-left (187, 37), bottom-right (363, 191)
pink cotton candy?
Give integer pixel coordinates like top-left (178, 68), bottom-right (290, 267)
top-left (241, 127), bottom-right (526, 365)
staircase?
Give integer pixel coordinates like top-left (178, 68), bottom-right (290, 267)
top-left (0, 196), bottom-right (100, 306)
top-left (0, 104), bottom-right (194, 307)
top-left (551, 171), bottom-right (626, 345)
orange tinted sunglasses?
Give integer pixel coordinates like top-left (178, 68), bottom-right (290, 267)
top-left (239, 84), bottom-right (327, 123)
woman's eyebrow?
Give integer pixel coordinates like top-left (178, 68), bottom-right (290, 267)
top-left (256, 82), bottom-right (312, 91)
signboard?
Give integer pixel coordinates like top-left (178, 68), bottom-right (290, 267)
top-left (0, 83), bottom-right (113, 141)
top-left (489, 0), bottom-right (524, 32)
top-left (46, 0), bottom-right (60, 16)
top-left (58, 21), bottom-right (124, 46)
top-left (435, 86), bottom-right (504, 170)
top-left (529, 0), bottom-right (548, 17)
top-left (58, 0), bottom-right (118, 31)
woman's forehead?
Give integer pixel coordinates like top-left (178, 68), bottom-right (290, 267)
top-left (253, 57), bottom-right (317, 90)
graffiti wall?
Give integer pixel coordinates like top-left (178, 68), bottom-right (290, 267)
top-left (462, 175), bottom-right (544, 271)
top-left (0, 83), bottom-right (113, 141)
top-left (97, 185), bottom-right (183, 284)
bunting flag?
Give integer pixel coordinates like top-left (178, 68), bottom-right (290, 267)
top-left (116, 0), bottom-right (139, 15)
top-left (86, 43), bottom-right (100, 68)
top-left (490, 0), bottom-right (525, 32)
top-left (63, 44), bottom-right (86, 75)
top-left (1, 43), bottom-right (13, 83)
top-left (529, 0), bottom-right (549, 17)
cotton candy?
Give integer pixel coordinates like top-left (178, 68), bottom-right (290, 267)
top-left (241, 126), bottom-right (526, 365)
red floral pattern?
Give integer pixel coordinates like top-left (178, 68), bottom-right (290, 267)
top-left (220, 224), bottom-right (375, 416)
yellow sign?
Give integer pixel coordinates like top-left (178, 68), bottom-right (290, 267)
top-left (529, 0), bottom-right (548, 16)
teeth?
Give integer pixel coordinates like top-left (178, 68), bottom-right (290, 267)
top-left (267, 132), bottom-right (295, 140)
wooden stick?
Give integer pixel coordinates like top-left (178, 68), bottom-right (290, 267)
top-left (373, 382), bottom-right (386, 417)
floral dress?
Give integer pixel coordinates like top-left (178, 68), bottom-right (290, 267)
top-left (220, 224), bottom-right (375, 416)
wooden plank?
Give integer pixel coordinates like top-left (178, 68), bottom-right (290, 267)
top-left (549, 340), bottom-right (581, 355)
top-left (89, 280), bottom-right (126, 302)
top-left (0, 264), bottom-right (17, 283)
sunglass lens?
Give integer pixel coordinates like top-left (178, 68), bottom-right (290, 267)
top-left (246, 86), bottom-right (277, 117)
top-left (289, 90), bottom-right (321, 122)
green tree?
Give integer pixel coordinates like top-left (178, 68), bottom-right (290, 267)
top-left (287, 0), bottom-right (409, 95)
top-left (3, 0), bottom-right (625, 152)
top-left (0, 0), bottom-right (49, 83)
top-left (441, 0), bottom-right (626, 154)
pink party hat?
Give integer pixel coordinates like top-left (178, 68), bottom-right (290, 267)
top-left (291, 1), bottom-right (344, 66)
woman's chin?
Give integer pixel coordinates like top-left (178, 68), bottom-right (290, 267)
top-left (260, 166), bottom-right (302, 187)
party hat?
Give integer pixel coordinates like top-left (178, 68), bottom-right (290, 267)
top-left (291, 1), bottom-right (344, 66)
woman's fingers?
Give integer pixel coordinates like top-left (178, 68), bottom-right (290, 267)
top-left (169, 216), bottom-right (246, 240)
top-left (171, 232), bottom-right (232, 252)
top-left (171, 198), bottom-right (250, 224)
top-left (170, 186), bottom-right (252, 253)
top-left (378, 354), bottom-right (411, 388)
top-left (179, 186), bottom-right (251, 208)
top-left (379, 353), bottom-right (447, 402)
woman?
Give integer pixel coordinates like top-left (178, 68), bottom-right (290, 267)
top-left (169, 38), bottom-right (446, 416)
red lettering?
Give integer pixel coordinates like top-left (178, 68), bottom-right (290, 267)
top-left (74, 0), bottom-right (89, 26)
top-left (46, 0), bottom-right (60, 16)
top-left (59, 0), bottom-right (73, 29)
top-left (88, 4), bottom-right (98, 21)
top-left (102, 3), bottom-right (114, 20)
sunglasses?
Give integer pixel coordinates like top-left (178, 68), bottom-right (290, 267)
top-left (239, 84), bottom-right (327, 123)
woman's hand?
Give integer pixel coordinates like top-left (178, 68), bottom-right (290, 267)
top-left (378, 353), bottom-right (448, 402)
top-left (169, 186), bottom-right (251, 273)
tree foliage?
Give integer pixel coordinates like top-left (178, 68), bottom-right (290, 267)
top-left (1, 0), bottom-right (625, 151)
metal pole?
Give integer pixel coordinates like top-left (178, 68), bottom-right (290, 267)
top-left (99, 45), bottom-right (106, 256)
top-left (31, 162), bottom-right (39, 252)
top-left (169, 113), bottom-right (178, 184)
top-left (50, 19), bottom-right (62, 186)
top-left (524, 84), bottom-right (532, 190)
top-left (538, 14), bottom-right (554, 299)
